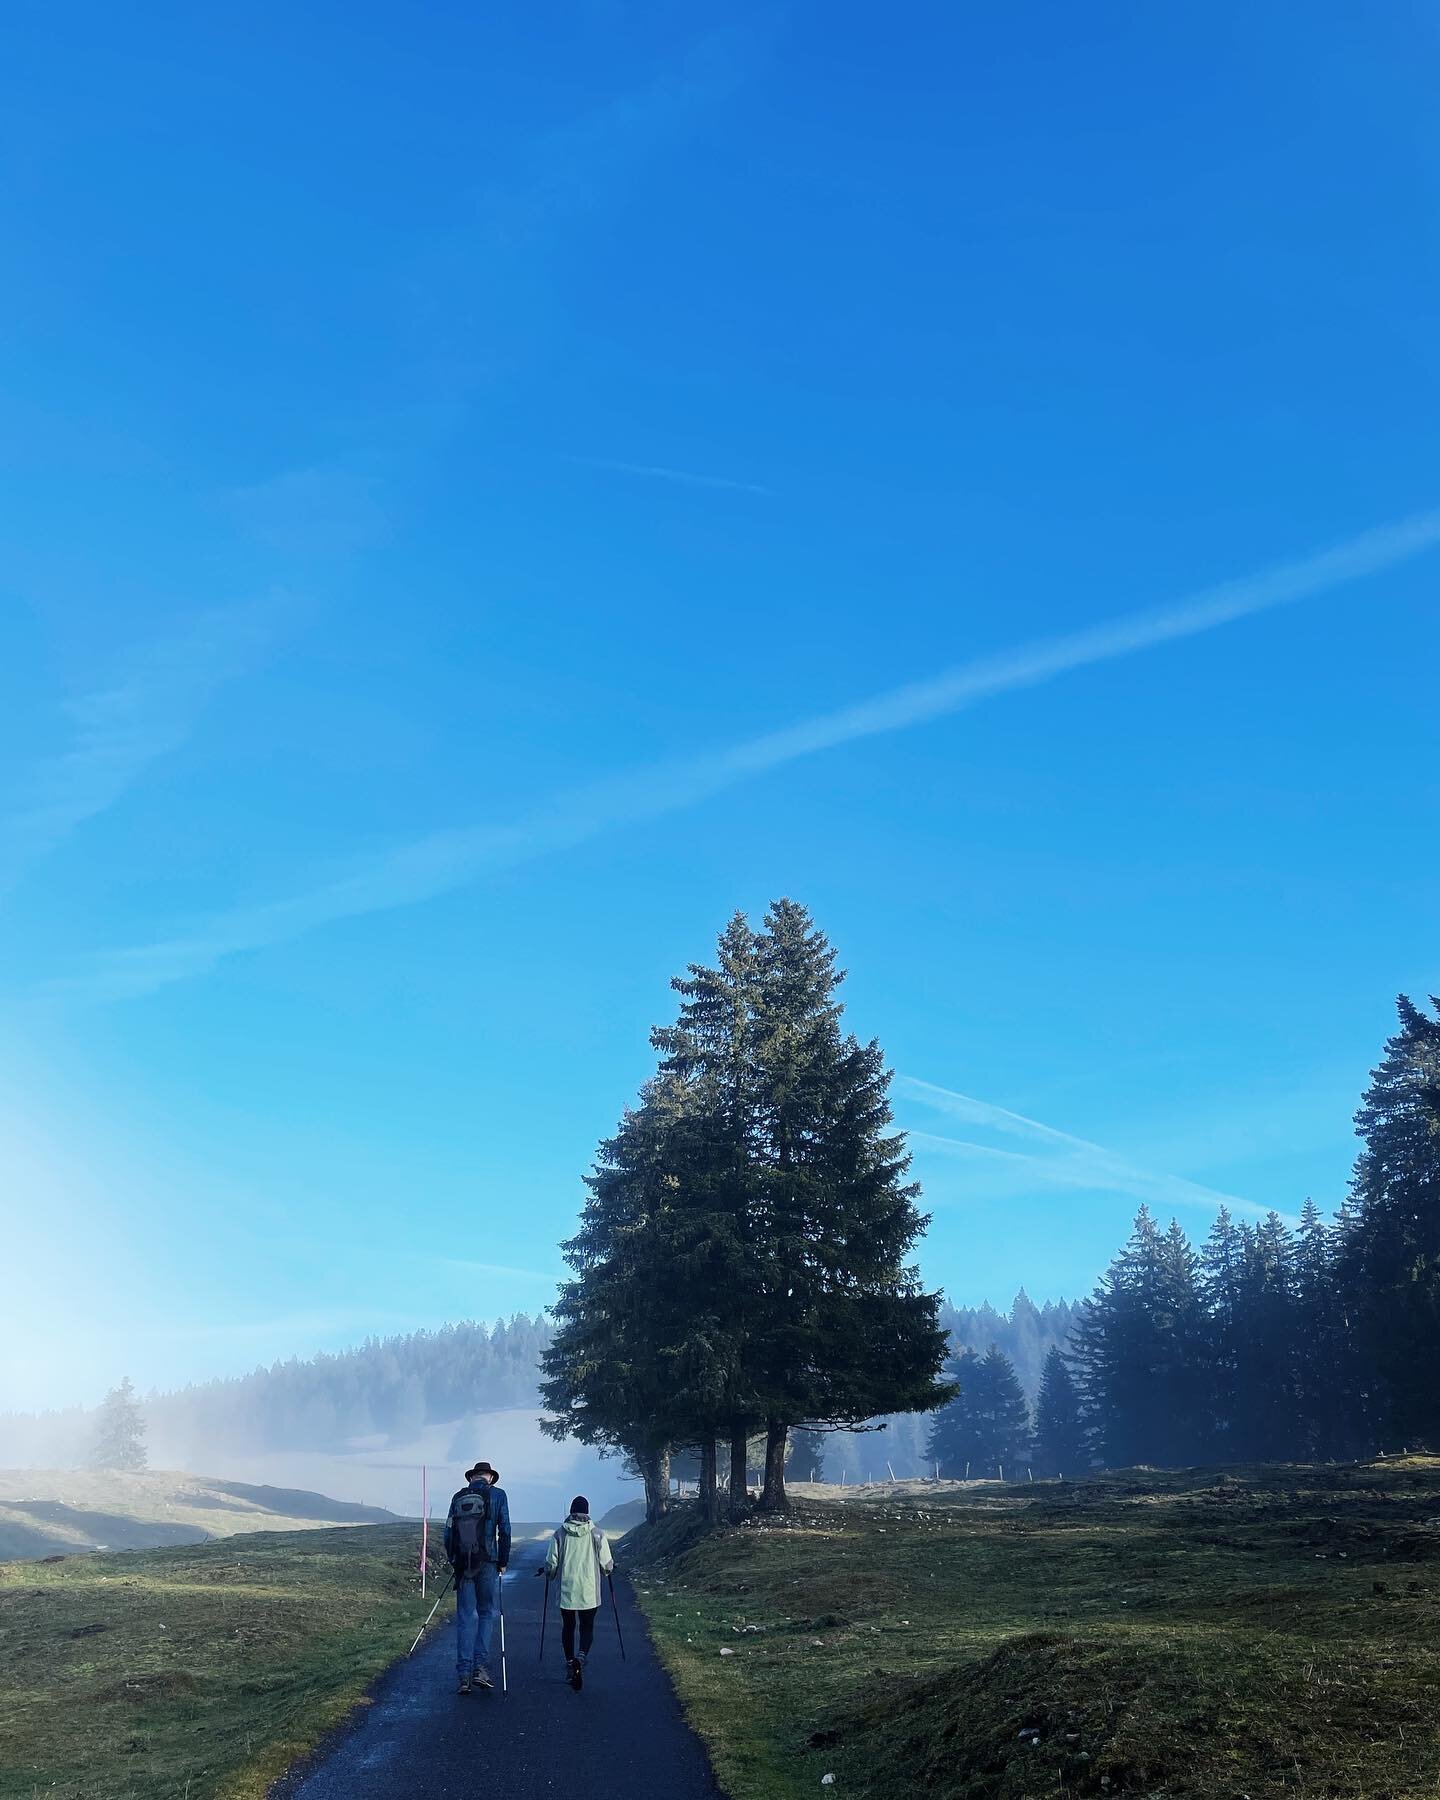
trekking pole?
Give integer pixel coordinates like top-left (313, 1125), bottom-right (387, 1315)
top-left (606, 1571), bottom-right (627, 1662)
top-left (408, 1571), bottom-right (453, 1656)
top-left (498, 1570), bottom-right (507, 1693)
top-left (539, 1571), bottom-right (550, 1663)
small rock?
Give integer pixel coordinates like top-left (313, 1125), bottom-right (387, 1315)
top-left (719, 1648), bottom-right (735, 1657)
top-left (821, 1777), bottom-right (836, 1788)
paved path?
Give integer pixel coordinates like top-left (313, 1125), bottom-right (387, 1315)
top-left (274, 1537), bottom-right (721, 1800)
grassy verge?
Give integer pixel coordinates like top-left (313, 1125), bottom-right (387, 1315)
top-left (0, 1522), bottom-right (440, 1800)
top-left (622, 1458), bottom-right (1440, 1800)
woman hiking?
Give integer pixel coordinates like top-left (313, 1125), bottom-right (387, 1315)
top-left (543, 1495), bottom-right (614, 1690)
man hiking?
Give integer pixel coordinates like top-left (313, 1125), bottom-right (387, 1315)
top-left (543, 1495), bottom-right (614, 1690)
top-left (444, 1460), bottom-right (511, 1695)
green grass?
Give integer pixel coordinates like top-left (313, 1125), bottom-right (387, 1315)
top-left (0, 1522), bottom-right (442, 1800)
top-left (622, 1459), bottom-right (1440, 1800)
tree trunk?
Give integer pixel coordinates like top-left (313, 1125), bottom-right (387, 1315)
top-left (760, 1417), bottom-right (789, 1511)
top-left (728, 1422), bottom-right (750, 1520)
top-left (640, 1448), bottom-right (670, 1524)
top-left (699, 1437), bottom-right (719, 1525)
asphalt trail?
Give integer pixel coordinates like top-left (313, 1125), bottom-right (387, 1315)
top-left (274, 1538), bottom-right (721, 1799)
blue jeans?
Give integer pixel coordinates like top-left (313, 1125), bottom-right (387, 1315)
top-left (455, 1564), bottom-right (500, 1675)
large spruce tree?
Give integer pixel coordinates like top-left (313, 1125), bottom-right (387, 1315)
top-left (745, 899), bottom-right (952, 1506)
top-left (547, 899), bottom-right (951, 1518)
top-left (1338, 995), bottom-right (1440, 1446)
top-left (540, 1077), bottom-right (723, 1522)
top-left (651, 913), bottom-right (766, 1518)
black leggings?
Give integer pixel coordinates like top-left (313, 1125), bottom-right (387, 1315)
top-left (561, 1607), bottom-right (597, 1661)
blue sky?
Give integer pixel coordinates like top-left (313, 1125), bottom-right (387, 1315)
top-left (2, 2), bottom-right (1437, 1412)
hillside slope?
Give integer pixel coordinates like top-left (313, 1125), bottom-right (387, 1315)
top-left (622, 1459), bottom-right (1440, 1800)
top-left (0, 1471), bottom-right (399, 1561)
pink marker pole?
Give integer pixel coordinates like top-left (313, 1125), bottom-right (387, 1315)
top-left (421, 1465), bottom-right (429, 1598)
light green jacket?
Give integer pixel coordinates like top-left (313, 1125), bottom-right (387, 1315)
top-left (544, 1513), bottom-right (614, 1611)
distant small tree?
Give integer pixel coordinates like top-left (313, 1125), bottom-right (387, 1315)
top-left (1337, 995), bottom-right (1440, 1447)
top-left (1032, 1347), bottom-right (1087, 1477)
top-left (788, 1427), bottom-right (826, 1482)
top-left (93, 1378), bottom-right (148, 1471)
top-left (1073, 1206), bottom-right (1210, 1468)
top-left (1293, 1197), bottom-right (1364, 1460)
top-left (926, 1346), bottom-right (1031, 1478)
top-left (926, 1347), bottom-right (981, 1477)
top-left (1229, 1213), bottom-right (1302, 1460)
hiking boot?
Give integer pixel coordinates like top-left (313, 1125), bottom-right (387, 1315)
top-left (572, 1656), bottom-right (584, 1691)
top-left (457, 1675), bottom-right (472, 1696)
top-left (473, 1667), bottom-right (493, 1690)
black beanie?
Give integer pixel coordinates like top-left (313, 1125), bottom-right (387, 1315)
top-left (570, 1495), bottom-right (590, 1516)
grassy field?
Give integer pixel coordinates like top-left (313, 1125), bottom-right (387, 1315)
top-left (0, 1522), bottom-right (441, 1800)
top-left (622, 1458), bottom-right (1440, 1800)
top-left (0, 1469), bottom-right (401, 1561)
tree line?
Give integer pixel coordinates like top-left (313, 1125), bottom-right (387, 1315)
top-left (1, 1292), bottom-right (1070, 1473)
top-left (1, 1317), bottom-right (553, 1468)
top-left (149, 1315), bottom-right (553, 1452)
top-left (925, 993), bottom-right (1440, 1475)
top-left (540, 900), bottom-right (954, 1520)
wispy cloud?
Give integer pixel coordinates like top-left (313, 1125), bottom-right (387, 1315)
top-left (52, 506), bottom-right (1440, 1002)
top-left (0, 598), bottom-right (283, 894)
top-left (898, 1075), bottom-right (1278, 1223)
top-left (223, 464), bottom-right (391, 559)
top-left (480, 25), bottom-right (763, 244)
top-left (569, 456), bottom-right (772, 495)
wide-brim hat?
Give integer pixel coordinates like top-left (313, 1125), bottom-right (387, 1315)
top-left (465, 1461), bottom-right (499, 1482)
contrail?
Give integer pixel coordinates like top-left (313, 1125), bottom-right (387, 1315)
top-left (898, 1079), bottom-right (1278, 1221)
top-left (0, 597), bottom-right (282, 894)
top-left (54, 507), bottom-right (1440, 1001)
top-left (568, 456), bottom-right (772, 495)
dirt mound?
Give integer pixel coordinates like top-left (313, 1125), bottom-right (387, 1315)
top-left (818, 1627), bottom-right (1435, 1798)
